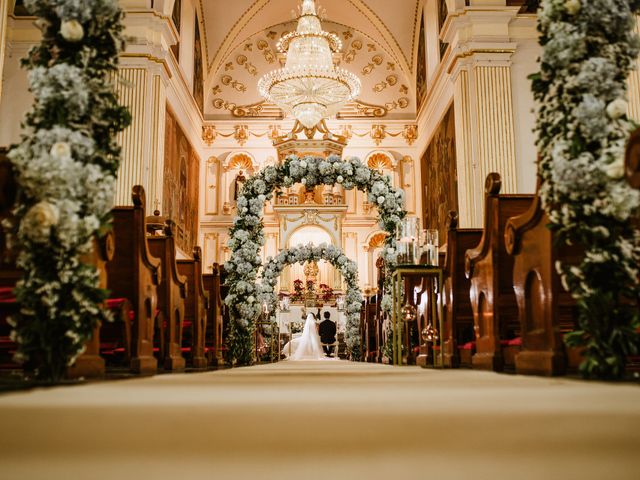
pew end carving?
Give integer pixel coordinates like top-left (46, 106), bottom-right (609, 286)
top-left (442, 211), bottom-right (482, 368)
top-left (107, 186), bottom-right (161, 374)
top-left (146, 219), bottom-right (188, 371)
top-left (465, 173), bottom-right (534, 372)
top-left (177, 246), bottom-right (209, 370)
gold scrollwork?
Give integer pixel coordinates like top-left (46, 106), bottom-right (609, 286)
top-left (257, 39), bottom-right (276, 63)
top-left (221, 75), bottom-right (247, 92)
top-left (236, 55), bottom-right (258, 76)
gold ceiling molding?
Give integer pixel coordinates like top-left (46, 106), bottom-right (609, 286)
top-left (337, 101), bottom-right (387, 119)
top-left (236, 54), bottom-right (258, 76)
top-left (211, 98), bottom-right (285, 119)
top-left (220, 74), bottom-right (247, 92)
top-left (446, 48), bottom-right (517, 75)
top-left (344, 38), bottom-right (362, 64)
top-left (201, 123), bottom-right (417, 147)
top-left (257, 39), bottom-right (277, 63)
top-left (362, 54), bottom-right (384, 75)
top-left (120, 53), bottom-right (172, 79)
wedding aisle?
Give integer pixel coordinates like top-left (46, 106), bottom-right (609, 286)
top-left (0, 362), bottom-right (639, 480)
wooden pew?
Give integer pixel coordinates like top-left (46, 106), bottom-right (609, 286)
top-left (465, 173), bottom-right (534, 371)
top-left (441, 211), bottom-right (482, 368)
top-left (0, 148), bottom-right (119, 378)
top-left (0, 147), bottom-right (19, 289)
top-left (177, 246), bottom-right (209, 369)
top-left (363, 295), bottom-right (378, 362)
top-left (106, 186), bottom-right (161, 374)
top-left (146, 219), bottom-right (187, 371)
top-left (505, 194), bottom-right (580, 376)
top-left (624, 128), bottom-right (640, 373)
top-left (203, 263), bottom-right (225, 366)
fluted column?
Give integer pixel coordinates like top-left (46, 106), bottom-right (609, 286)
top-left (0, 0), bottom-right (10, 104)
top-left (113, 62), bottom-right (169, 212)
top-left (452, 67), bottom-right (478, 228)
top-left (627, 17), bottom-right (640, 121)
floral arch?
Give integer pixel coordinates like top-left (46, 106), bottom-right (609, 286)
top-left (259, 243), bottom-right (363, 360)
top-left (225, 154), bottom-right (407, 366)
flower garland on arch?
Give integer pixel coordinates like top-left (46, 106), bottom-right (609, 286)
top-left (532, 0), bottom-right (640, 379)
top-left (5, 0), bottom-right (130, 381)
top-left (225, 154), bottom-right (406, 366)
top-left (259, 243), bottom-right (363, 360)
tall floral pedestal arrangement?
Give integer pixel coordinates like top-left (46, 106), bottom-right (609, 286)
top-left (6, 0), bottom-right (130, 382)
top-left (533, 0), bottom-right (640, 379)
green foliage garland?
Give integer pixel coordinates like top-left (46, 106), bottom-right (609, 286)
top-left (532, 0), bottom-right (640, 378)
top-left (6, 0), bottom-right (130, 381)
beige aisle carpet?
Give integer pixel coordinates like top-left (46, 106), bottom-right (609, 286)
top-left (0, 361), bottom-right (639, 480)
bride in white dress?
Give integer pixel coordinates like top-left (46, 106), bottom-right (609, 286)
top-left (282, 312), bottom-right (325, 360)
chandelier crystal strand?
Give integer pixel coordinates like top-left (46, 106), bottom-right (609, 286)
top-left (257, 0), bottom-right (361, 128)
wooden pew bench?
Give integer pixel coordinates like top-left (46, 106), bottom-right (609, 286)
top-left (505, 193), bottom-right (581, 376)
top-left (203, 264), bottom-right (226, 367)
top-left (442, 211), bottom-right (482, 368)
top-left (106, 186), bottom-right (161, 375)
top-left (465, 173), bottom-right (534, 372)
top-left (177, 246), bottom-right (209, 370)
top-left (146, 218), bottom-right (187, 371)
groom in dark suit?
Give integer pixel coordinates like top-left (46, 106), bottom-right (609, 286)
top-left (319, 311), bottom-right (337, 357)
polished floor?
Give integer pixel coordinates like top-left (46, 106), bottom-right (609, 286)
top-left (0, 361), bottom-right (639, 479)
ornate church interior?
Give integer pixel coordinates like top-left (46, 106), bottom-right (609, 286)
top-left (0, 0), bottom-right (640, 479)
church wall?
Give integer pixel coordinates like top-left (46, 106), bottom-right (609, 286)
top-left (509, 17), bottom-right (540, 194)
top-left (163, 107), bottom-right (200, 255)
top-left (0, 16), bottom-right (38, 148)
top-left (421, 104), bottom-right (458, 246)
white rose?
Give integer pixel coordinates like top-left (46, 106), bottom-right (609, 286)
top-left (60, 19), bottom-right (84, 42)
top-left (300, 160), bottom-right (307, 169)
top-left (606, 99), bottom-right (628, 119)
top-left (50, 141), bottom-right (71, 161)
top-left (565, 0), bottom-right (581, 15)
top-left (377, 196), bottom-right (385, 204)
top-left (337, 175), bottom-right (344, 183)
top-left (23, 201), bottom-right (59, 242)
top-left (301, 178), bottom-right (307, 185)
top-left (604, 158), bottom-right (625, 179)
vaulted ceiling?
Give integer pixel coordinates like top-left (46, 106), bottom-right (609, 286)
top-left (198, 0), bottom-right (423, 121)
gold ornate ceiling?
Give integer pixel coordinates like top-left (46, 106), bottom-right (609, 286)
top-left (198, 0), bottom-right (422, 121)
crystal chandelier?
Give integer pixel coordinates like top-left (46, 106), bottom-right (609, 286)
top-left (257, 0), bottom-right (361, 129)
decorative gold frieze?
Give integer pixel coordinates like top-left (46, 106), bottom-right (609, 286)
top-left (202, 125), bottom-right (217, 146)
top-left (371, 125), bottom-right (386, 146)
top-left (234, 125), bottom-right (249, 146)
top-left (402, 125), bottom-right (418, 146)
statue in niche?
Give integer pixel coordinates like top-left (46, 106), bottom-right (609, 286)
top-left (233, 170), bottom-right (246, 201)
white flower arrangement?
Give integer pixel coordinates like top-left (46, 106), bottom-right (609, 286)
top-left (533, 0), bottom-right (640, 379)
top-left (225, 154), bottom-right (406, 366)
top-left (259, 243), bottom-right (363, 359)
top-left (6, 0), bottom-right (129, 381)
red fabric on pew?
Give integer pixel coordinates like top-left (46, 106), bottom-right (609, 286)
top-left (0, 287), bottom-right (15, 303)
top-left (459, 341), bottom-right (476, 351)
